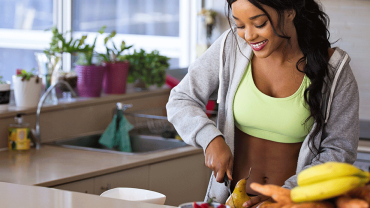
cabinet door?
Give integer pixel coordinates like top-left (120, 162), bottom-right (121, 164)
top-left (149, 153), bottom-right (211, 206)
top-left (53, 178), bottom-right (95, 194)
top-left (94, 165), bottom-right (149, 195)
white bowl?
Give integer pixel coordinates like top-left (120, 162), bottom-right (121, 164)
top-left (178, 201), bottom-right (230, 208)
top-left (100, 188), bottom-right (166, 205)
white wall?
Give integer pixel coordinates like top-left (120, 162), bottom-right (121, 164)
top-left (321, 0), bottom-right (370, 120)
top-left (209, 0), bottom-right (370, 120)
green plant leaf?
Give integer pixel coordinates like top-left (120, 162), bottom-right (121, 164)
top-left (98, 26), bottom-right (106, 34)
top-left (109, 30), bottom-right (116, 38)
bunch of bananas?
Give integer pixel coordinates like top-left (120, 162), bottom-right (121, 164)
top-left (291, 162), bottom-right (370, 203)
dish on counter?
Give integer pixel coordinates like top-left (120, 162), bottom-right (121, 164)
top-left (100, 187), bottom-right (166, 205)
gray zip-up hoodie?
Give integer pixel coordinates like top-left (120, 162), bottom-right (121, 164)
top-left (166, 29), bottom-right (359, 203)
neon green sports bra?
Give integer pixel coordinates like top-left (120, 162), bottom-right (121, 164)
top-left (233, 61), bottom-right (313, 143)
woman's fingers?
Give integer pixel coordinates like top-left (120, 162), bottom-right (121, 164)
top-left (216, 167), bottom-right (227, 183)
top-left (204, 136), bottom-right (233, 183)
top-left (243, 195), bottom-right (271, 207)
top-left (227, 156), bottom-right (233, 181)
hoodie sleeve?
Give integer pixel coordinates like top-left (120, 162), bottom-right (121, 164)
top-left (283, 64), bottom-right (360, 189)
top-left (166, 30), bottom-right (231, 153)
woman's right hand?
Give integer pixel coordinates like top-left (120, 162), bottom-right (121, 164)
top-left (205, 136), bottom-right (234, 183)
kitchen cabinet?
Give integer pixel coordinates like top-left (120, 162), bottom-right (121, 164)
top-left (149, 154), bottom-right (211, 206)
top-left (52, 166), bottom-right (149, 195)
top-left (94, 166), bottom-right (150, 195)
top-left (50, 152), bottom-right (210, 206)
top-left (53, 178), bottom-right (94, 194)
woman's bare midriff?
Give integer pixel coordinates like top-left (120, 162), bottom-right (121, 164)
top-left (230, 127), bottom-right (302, 195)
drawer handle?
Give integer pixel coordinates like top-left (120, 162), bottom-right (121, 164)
top-left (101, 183), bottom-right (111, 191)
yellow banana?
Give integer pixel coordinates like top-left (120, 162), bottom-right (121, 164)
top-left (291, 176), bottom-right (369, 203)
top-left (297, 162), bottom-right (369, 186)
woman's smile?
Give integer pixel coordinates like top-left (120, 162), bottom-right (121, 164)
top-left (249, 40), bottom-right (268, 51)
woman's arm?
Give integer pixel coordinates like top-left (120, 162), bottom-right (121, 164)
top-left (166, 30), bottom-right (231, 152)
top-left (283, 65), bottom-right (360, 189)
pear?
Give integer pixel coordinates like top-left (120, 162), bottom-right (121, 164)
top-left (225, 178), bottom-right (251, 208)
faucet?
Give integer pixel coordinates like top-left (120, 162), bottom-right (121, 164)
top-left (34, 80), bottom-right (77, 150)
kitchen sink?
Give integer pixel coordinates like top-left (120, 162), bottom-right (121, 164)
top-left (46, 134), bottom-right (188, 155)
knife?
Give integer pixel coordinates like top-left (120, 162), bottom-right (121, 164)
top-left (223, 173), bottom-right (235, 206)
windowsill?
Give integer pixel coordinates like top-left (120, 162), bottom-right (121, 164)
top-left (0, 84), bottom-right (170, 119)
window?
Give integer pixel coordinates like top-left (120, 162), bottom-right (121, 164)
top-left (73, 0), bottom-right (180, 36)
top-left (0, 0), bottom-right (54, 82)
top-left (0, 0), bottom-right (198, 83)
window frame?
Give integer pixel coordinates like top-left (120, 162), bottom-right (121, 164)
top-left (0, 0), bottom-right (198, 73)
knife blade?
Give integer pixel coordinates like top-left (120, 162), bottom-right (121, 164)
top-left (224, 173), bottom-right (235, 207)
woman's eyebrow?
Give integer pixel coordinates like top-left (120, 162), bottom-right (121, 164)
top-left (249, 14), bottom-right (266, 20)
top-left (232, 14), bottom-right (266, 20)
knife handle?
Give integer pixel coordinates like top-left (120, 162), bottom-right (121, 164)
top-left (223, 173), bottom-right (229, 186)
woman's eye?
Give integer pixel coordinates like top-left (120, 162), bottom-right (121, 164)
top-left (236, 26), bottom-right (245, 29)
top-left (255, 21), bottom-right (267, 28)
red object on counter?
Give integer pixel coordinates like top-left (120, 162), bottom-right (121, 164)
top-left (165, 74), bottom-right (180, 89)
top-left (193, 202), bottom-right (202, 208)
top-left (200, 202), bottom-right (209, 208)
top-left (166, 73), bottom-right (216, 117)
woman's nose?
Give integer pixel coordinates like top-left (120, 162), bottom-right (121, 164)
top-left (244, 28), bottom-right (257, 42)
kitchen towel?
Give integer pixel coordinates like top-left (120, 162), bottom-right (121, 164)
top-left (99, 109), bottom-right (133, 152)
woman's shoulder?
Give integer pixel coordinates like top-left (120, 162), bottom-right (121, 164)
top-left (328, 48), bottom-right (335, 59)
top-left (327, 47), bottom-right (357, 93)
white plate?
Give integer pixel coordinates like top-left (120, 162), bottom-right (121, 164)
top-left (100, 187), bottom-right (166, 205)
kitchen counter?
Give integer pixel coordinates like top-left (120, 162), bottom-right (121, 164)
top-left (2, 140), bottom-right (370, 187)
top-left (0, 144), bottom-right (202, 187)
top-left (0, 182), bottom-right (176, 208)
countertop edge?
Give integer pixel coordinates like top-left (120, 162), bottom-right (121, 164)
top-left (33, 146), bottom-right (203, 187)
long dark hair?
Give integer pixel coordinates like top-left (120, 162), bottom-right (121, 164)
top-left (226, 0), bottom-right (332, 158)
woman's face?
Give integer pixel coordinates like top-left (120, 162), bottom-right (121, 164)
top-left (231, 0), bottom-right (293, 58)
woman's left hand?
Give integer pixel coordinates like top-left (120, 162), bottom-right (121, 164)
top-left (243, 195), bottom-right (272, 208)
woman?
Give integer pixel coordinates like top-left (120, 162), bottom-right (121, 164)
top-left (166, 0), bottom-right (359, 207)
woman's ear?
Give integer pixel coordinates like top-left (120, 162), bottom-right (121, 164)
top-left (285, 9), bottom-right (296, 22)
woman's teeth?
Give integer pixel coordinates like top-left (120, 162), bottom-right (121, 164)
top-left (252, 40), bottom-right (266, 47)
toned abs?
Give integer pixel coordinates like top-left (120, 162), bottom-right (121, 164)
top-left (230, 127), bottom-right (302, 195)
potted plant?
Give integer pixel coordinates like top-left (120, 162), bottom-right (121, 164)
top-left (98, 27), bottom-right (133, 94)
top-left (75, 27), bottom-right (106, 97)
top-left (12, 69), bottom-right (42, 108)
top-left (39, 26), bottom-right (88, 86)
top-left (36, 26), bottom-right (87, 102)
top-left (119, 49), bottom-right (170, 91)
top-left (0, 76), bottom-right (11, 111)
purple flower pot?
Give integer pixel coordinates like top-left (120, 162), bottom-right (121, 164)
top-left (76, 65), bottom-right (106, 97)
top-left (102, 61), bottom-right (129, 94)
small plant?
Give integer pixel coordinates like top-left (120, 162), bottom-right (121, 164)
top-left (44, 26), bottom-right (88, 56)
top-left (120, 49), bottom-right (170, 88)
top-left (0, 76), bottom-right (7, 84)
top-left (76, 26), bottom-right (106, 66)
top-left (16, 68), bottom-right (39, 83)
top-left (98, 26), bottom-right (133, 63)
